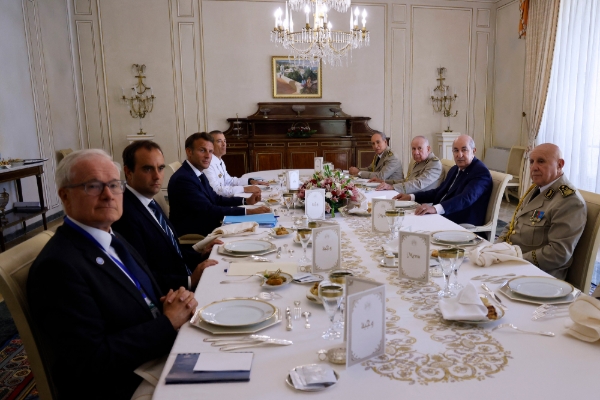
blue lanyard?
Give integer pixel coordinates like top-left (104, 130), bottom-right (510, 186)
top-left (63, 217), bottom-right (145, 296)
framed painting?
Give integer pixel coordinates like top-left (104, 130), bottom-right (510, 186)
top-left (272, 56), bottom-right (322, 98)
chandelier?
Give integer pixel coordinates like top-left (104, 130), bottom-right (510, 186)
top-left (271, 0), bottom-right (369, 66)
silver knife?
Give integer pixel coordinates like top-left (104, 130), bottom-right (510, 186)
top-left (219, 339), bottom-right (293, 351)
top-left (481, 283), bottom-right (507, 309)
top-left (286, 307), bottom-right (293, 331)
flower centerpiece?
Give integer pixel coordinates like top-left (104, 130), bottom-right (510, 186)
top-left (286, 122), bottom-right (316, 138)
top-left (297, 165), bottom-right (360, 216)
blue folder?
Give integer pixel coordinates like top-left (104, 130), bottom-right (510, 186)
top-left (165, 353), bottom-right (251, 384)
top-left (223, 213), bottom-right (277, 227)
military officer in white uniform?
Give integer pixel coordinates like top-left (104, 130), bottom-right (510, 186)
top-left (370, 136), bottom-right (443, 194)
top-left (497, 143), bottom-right (587, 279)
top-left (348, 132), bottom-right (404, 180)
top-left (204, 131), bottom-right (268, 197)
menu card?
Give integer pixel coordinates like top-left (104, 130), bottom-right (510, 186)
top-left (345, 277), bottom-right (386, 368)
top-left (314, 157), bottom-right (323, 172)
top-left (287, 170), bottom-right (300, 190)
top-left (398, 231), bottom-right (429, 282)
top-left (305, 189), bottom-right (325, 220)
top-left (371, 198), bottom-right (395, 233)
top-left (311, 224), bottom-right (341, 273)
top-left (323, 162), bottom-right (334, 172)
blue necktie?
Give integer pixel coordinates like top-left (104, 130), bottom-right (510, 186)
top-left (110, 235), bottom-right (158, 304)
top-left (147, 200), bottom-right (191, 276)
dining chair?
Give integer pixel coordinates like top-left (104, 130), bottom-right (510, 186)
top-left (504, 146), bottom-right (526, 202)
top-left (0, 230), bottom-right (57, 400)
top-left (460, 170), bottom-right (512, 240)
top-left (155, 161), bottom-right (183, 216)
top-left (56, 148), bottom-right (73, 163)
top-left (440, 159), bottom-right (454, 181)
top-left (566, 190), bottom-right (600, 293)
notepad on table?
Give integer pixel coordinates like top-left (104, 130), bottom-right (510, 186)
top-left (165, 353), bottom-right (253, 384)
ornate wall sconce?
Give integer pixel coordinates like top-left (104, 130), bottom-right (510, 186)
top-left (430, 67), bottom-right (458, 131)
top-left (121, 64), bottom-right (156, 135)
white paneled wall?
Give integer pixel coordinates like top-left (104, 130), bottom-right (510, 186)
top-left (0, 0), bottom-right (527, 236)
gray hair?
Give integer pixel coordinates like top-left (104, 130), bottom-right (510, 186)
top-left (412, 135), bottom-right (430, 146)
top-left (453, 134), bottom-right (475, 150)
top-left (55, 149), bottom-right (120, 189)
top-left (372, 131), bottom-right (387, 141)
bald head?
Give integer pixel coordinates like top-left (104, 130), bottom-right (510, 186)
top-left (452, 135), bottom-right (476, 169)
top-left (529, 143), bottom-right (564, 187)
top-left (411, 136), bottom-right (431, 163)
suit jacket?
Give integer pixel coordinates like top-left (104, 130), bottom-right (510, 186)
top-left (27, 224), bottom-right (177, 400)
top-left (168, 161), bottom-right (244, 236)
top-left (112, 188), bottom-right (205, 292)
top-left (414, 157), bottom-right (492, 226)
top-left (388, 152), bottom-right (443, 194)
top-left (497, 175), bottom-right (586, 279)
top-left (358, 147), bottom-right (404, 180)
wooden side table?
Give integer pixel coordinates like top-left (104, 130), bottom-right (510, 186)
top-left (0, 162), bottom-right (48, 251)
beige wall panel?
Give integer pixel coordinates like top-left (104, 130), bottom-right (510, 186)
top-left (178, 22), bottom-right (202, 140)
top-left (411, 6), bottom-right (472, 147)
top-left (392, 4), bottom-right (406, 23)
top-left (492, 0), bottom-right (525, 148)
top-left (201, 1), bottom-right (385, 132)
top-left (476, 8), bottom-right (490, 28)
top-left (177, 0), bottom-right (194, 17)
top-left (391, 28), bottom-right (407, 168)
top-left (99, 0), bottom-right (180, 165)
top-left (473, 31), bottom-right (489, 153)
top-left (74, 0), bottom-right (92, 15)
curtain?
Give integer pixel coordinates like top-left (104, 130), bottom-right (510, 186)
top-left (520, 0), bottom-right (561, 197)
top-left (538, 0), bottom-right (600, 193)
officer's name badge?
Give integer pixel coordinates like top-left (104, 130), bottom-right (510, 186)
top-left (218, 173), bottom-right (223, 178)
top-left (530, 209), bottom-right (545, 225)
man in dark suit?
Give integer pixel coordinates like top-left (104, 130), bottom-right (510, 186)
top-left (395, 134), bottom-right (492, 226)
top-left (113, 140), bottom-right (220, 293)
top-left (168, 132), bottom-right (270, 236)
top-left (27, 149), bottom-right (197, 400)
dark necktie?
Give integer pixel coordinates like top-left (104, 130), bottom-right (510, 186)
top-left (528, 187), bottom-right (541, 204)
top-left (110, 235), bottom-right (158, 304)
top-left (199, 173), bottom-right (210, 191)
top-left (440, 170), bottom-right (461, 202)
top-left (147, 200), bottom-right (191, 276)
top-left (375, 156), bottom-right (380, 167)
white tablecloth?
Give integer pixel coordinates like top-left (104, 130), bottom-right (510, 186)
top-left (153, 170), bottom-right (598, 399)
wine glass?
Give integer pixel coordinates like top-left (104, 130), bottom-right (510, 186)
top-left (437, 249), bottom-right (458, 298)
top-left (385, 209), bottom-right (400, 243)
top-left (297, 227), bottom-right (312, 271)
top-left (448, 247), bottom-right (466, 291)
top-left (318, 280), bottom-right (344, 340)
top-left (394, 209), bottom-right (405, 236)
top-left (329, 270), bottom-right (354, 329)
top-left (283, 194), bottom-right (294, 215)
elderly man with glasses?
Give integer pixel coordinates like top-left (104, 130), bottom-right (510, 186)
top-left (28, 149), bottom-right (197, 399)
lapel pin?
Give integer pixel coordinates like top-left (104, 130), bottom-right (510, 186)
top-left (96, 257), bottom-right (105, 265)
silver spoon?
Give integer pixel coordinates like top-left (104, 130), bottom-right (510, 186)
top-left (492, 323), bottom-right (554, 337)
top-left (302, 311), bottom-right (311, 329)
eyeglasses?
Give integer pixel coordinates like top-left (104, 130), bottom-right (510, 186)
top-left (66, 180), bottom-right (126, 196)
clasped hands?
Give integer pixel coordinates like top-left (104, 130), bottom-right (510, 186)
top-left (392, 193), bottom-right (437, 215)
top-left (161, 287), bottom-right (198, 330)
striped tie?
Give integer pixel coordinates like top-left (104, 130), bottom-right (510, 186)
top-left (147, 200), bottom-right (191, 275)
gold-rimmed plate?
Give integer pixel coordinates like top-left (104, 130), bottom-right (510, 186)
top-left (197, 299), bottom-right (276, 327)
top-left (224, 240), bottom-right (274, 254)
top-left (190, 308), bottom-right (282, 335)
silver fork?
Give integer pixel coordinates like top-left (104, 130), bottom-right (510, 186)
top-left (492, 323), bottom-right (555, 337)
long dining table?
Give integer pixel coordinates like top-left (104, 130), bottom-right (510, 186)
top-left (153, 169), bottom-right (598, 399)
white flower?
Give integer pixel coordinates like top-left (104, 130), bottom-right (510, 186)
top-left (325, 192), bottom-right (332, 199)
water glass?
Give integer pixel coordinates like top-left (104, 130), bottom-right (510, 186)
top-left (329, 270), bottom-right (354, 329)
top-left (318, 280), bottom-right (344, 340)
top-left (437, 249), bottom-right (459, 298)
top-left (385, 209), bottom-right (401, 243)
top-left (297, 228), bottom-right (312, 269)
top-left (448, 248), bottom-right (465, 291)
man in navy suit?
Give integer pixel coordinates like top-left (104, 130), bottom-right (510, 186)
top-left (395, 134), bottom-right (492, 226)
top-left (113, 140), bottom-right (221, 293)
top-left (28, 149), bottom-right (197, 399)
top-left (168, 132), bottom-right (270, 236)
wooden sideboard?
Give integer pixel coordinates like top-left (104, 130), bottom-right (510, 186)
top-left (221, 102), bottom-right (380, 176)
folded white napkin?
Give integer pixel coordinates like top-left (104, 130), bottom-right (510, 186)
top-left (438, 282), bottom-right (488, 321)
top-left (132, 354), bottom-right (167, 398)
top-left (381, 243), bottom-right (398, 254)
top-left (289, 364), bottom-right (337, 390)
top-left (192, 222), bottom-right (259, 252)
top-left (468, 242), bottom-right (524, 267)
top-left (565, 295), bottom-right (600, 342)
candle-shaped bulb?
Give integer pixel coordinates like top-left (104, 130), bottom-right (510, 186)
top-left (327, 21), bottom-right (332, 30)
top-left (290, 12), bottom-right (293, 32)
top-left (305, 5), bottom-right (310, 25)
top-left (354, 7), bottom-right (360, 17)
top-left (350, 6), bottom-right (354, 29)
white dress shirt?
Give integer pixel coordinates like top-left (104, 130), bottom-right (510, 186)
top-left (204, 155), bottom-right (247, 197)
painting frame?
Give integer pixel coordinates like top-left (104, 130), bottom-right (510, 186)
top-left (272, 56), bottom-right (322, 98)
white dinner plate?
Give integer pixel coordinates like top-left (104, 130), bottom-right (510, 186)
top-left (190, 308), bottom-right (282, 335)
top-left (499, 282), bottom-right (580, 305)
top-left (395, 200), bottom-right (418, 208)
top-left (224, 240), bottom-right (273, 254)
top-left (198, 299), bottom-right (276, 327)
top-left (430, 237), bottom-right (484, 247)
top-left (257, 185), bottom-right (271, 191)
top-left (455, 295), bottom-right (505, 324)
top-left (507, 276), bottom-right (574, 299)
top-left (432, 231), bottom-right (478, 244)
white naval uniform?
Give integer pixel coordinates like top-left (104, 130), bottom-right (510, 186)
top-left (204, 155), bottom-right (248, 197)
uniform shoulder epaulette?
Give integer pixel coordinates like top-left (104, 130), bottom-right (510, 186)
top-left (558, 185), bottom-right (576, 197)
top-left (387, 150), bottom-right (394, 156)
top-left (544, 188), bottom-right (555, 199)
top-left (431, 157), bottom-right (440, 161)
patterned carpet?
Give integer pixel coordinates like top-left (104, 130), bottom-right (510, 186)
top-left (0, 334), bottom-right (38, 400)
